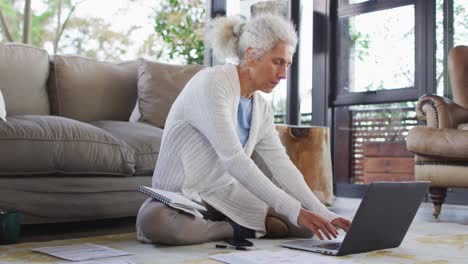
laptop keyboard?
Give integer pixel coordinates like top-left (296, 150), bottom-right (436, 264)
top-left (318, 242), bottom-right (341, 250)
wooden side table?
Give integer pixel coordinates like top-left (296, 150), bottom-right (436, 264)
top-left (275, 125), bottom-right (334, 206)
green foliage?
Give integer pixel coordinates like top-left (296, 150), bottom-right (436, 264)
top-left (1, 0), bottom-right (208, 62)
top-left (153, 0), bottom-right (205, 64)
top-left (349, 27), bottom-right (371, 61)
top-left (30, 7), bottom-right (55, 47)
top-left (0, 0), bottom-right (21, 41)
top-left (0, 0), bottom-right (71, 47)
top-left (62, 16), bottom-right (138, 61)
top-left (0, 0), bottom-right (140, 60)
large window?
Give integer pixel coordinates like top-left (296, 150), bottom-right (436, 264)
top-left (0, 0), bottom-right (207, 64)
top-left (228, 0), bottom-right (313, 124)
top-left (339, 5), bottom-right (415, 93)
top-left (298, 0), bottom-right (313, 124)
top-left (435, 0), bottom-right (468, 96)
top-left (325, 0), bottom-right (433, 192)
top-left (229, 0), bottom-right (290, 122)
top-left (334, 102), bottom-right (417, 185)
top-left (321, 0), bottom-right (468, 203)
top-left (333, 0), bottom-right (423, 106)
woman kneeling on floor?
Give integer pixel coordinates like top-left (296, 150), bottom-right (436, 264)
top-left (136, 13), bottom-right (351, 245)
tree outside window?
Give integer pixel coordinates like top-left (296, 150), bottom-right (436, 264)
top-left (0, 0), bottom-right (206, 64)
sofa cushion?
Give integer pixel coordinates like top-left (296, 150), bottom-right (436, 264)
top-left (0, 176), bottom-right (150, 224)
top-left (137, 58), bottom-right (206, 128)
top-left (0, 115), bottom-right (135, 176)
top-left (91, 121), bottom-right (162, 176)
top-left (0, 43), bottom-right (50, 115)
top-left (48, 55), bottom-right (138, 122)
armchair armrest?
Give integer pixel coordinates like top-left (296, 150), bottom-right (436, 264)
top-left (416, 94), bottom-right (468, 128)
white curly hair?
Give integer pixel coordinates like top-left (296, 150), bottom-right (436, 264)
top-left (206, 13), bottom-right (298, 63)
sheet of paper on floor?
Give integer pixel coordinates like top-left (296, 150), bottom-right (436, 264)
top-left (58, 259), bottom-right (136, 264)
top-left (30, 243), bottom-right (131, 261)
top-left (58, 260), bottom-right (136, 264)
top-left (210, 249), bottom-right (353, 264)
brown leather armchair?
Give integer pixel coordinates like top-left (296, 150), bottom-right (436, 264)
top-left (407, 45), bottom-right (468, 218)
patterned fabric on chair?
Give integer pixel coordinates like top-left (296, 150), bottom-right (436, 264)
top-left (407, 45), bottom-right (468, 218)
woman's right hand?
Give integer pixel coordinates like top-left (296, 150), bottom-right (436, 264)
top-left (297, 208), bottom-right (338, 240)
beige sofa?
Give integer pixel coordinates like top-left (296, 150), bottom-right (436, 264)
top-left (0, 43), bottom-right (205, 224)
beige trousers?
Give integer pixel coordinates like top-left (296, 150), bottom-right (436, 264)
top-left (136, 200), bottom-right (312, 245)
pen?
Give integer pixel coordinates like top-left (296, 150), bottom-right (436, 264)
top-left (215, 244), bottom-right (248, 251)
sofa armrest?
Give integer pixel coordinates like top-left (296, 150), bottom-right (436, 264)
top-left (416, 94), bottom-right (468, 128)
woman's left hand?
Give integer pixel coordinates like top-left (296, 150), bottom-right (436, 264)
top-left (331, 217), bottom-right (351, 233)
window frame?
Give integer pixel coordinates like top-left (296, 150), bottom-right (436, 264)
top-left (332, 0), bottom-right (436, 107)
top-left (311, 0), bottom-right (436, 196)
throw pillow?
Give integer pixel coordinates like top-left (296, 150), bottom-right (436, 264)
top-left (0, 115), bottom-right (135, 176)
top-left (0, 90), bottom-right (6, 121)
top-left (91, 121), bottom-right (163, 176)
top-left (0, 43), bottom-right (50, 115)
top-left (137, 58), bottom-right (206, 128)
top-left (48, 55), bottom-right (139, 122)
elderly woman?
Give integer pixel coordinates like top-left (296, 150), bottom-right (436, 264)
top-left (136, 13), bottom-right (351, 245)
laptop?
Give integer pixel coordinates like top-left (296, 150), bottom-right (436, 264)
top-left (281, 181), bottom-right (430, 256)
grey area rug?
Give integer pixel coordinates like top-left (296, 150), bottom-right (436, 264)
top-left (0, 198), bottom-right (466, 264)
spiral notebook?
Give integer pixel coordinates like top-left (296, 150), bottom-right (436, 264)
top-left (138, 186), bottom-right (207, 218)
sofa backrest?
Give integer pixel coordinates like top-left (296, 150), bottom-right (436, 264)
top-left (0, 43), bottom-right (50, 115)
top-left (48, 55), bottom-right (138, 122)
